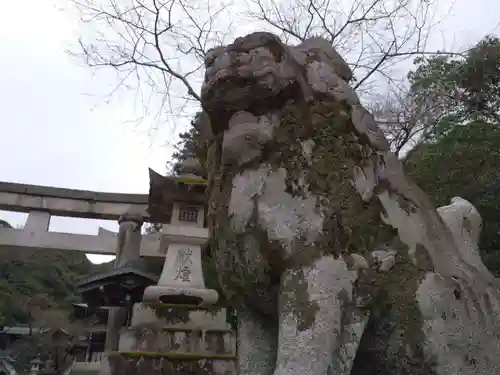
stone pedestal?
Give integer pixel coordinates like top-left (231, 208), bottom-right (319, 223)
top-left (107, 353), bottom-right (235, 375)
top-left (143, 242), bottom-right (218, 305)
top-left (103, 303), bottom-right (236, 375)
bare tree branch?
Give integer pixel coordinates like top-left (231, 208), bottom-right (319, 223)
top-left (68, 0), bottom-right (233, 133)
top-left (248, 0), bottom-right (457, 93)
top-left (68, 0), bottom-right (464, 145)
top-left (367, 83), bottom-right (454, 158)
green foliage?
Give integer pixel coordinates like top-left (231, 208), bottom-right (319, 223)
top-left (0, 223), bottom-right (104, 371)
top-left (405, 121), bottom-right (500, 274)
top-left (408, 36), bottom-right (500, 140)
top-left (170, 115), bottom-right (202, 175)
top-left (459, 37), bottom-right (500, 118)
top-left (0, 231), bottom-right (97, 325)
top-left (405, 35), bottom-right (500, 274)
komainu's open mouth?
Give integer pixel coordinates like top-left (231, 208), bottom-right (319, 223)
top-left (200, 32), bottom-right (300, 134)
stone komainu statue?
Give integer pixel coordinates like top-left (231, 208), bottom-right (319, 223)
top-left (198, 32), bottom-right (500, 375)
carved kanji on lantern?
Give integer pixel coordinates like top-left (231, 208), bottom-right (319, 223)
top-left (144, 158), bottom-right (218, 305)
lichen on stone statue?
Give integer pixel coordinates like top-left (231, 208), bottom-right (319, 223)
top-left (199, 31), bottom-right (500, 375)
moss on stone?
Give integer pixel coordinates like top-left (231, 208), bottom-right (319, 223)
top-left (170, 176), bottom-right (209, 185)
top-left (128, 326), bottom-right (224, 335)
top-left (132, 326), bottom-right (147, 341)
top-left (143, 302), bottom-right (226, 326)
top-left (205, 328), bottom-right (233, 333)
top-left (351, 243), bottom-right (436, 375)
top-left (200, 36), bottom-right (452, 370)
top-left (146, 303), bottom-right (190, 324)
top-left (108, 351), bottom-right (236, 375)
top-left (108, 351), bottom-right (236, 360)
top-left (281, 268), bottom-right (320, 331)
top-left (206, 93), bottom-right (405, 328)
top-left (208, 181), bottom-right (283, 317)
top-left (276, 97), bottom-right (397, 266)
top-left (205, 80), bottom-right (436, 368)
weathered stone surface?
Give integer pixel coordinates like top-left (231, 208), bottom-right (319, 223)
top-left (178, 157), bottom-right (205, 177)
top-left (200, 31), bottom-right (500, 375)
top-left (110, 303), bottom-right (237, 375)
top-left (237, 310), bottom-right (277, 375)
top-left (143, 177), bottom-right (219, 305)
top-left (119, 327), bottom-right (235, 355)
top-left (107, 353), bottom-right (236, 375)
top-left (130, 303), bottom-right (230, 331)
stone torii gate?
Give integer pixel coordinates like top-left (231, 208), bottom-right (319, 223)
top-left (0, 178), bottom-right (206, 257)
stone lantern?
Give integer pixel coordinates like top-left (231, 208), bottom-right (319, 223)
top-left (29, 357), bottom-right (43, 375)
top-left (143, 157), bottom-right (218, 305)
top-left (104, 159), bottom-right (235, 375)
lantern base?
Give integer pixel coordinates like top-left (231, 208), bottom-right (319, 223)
top-left (142, 285), bottom-right (219, 305)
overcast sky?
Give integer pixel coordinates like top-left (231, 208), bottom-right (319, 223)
top-left (0, 0), bottom-right (499, 264)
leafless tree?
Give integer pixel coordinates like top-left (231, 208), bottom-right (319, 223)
top-left (68, 0), bottom-right (233, 134)
top-left (68, 0), bottom-right (455, 130)
top-left (368, 83), bottom-right (456, 159)
top-left (370, 89), bottom-right (425, 157)
top-left (248, 0), bottom-right (451, 94)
